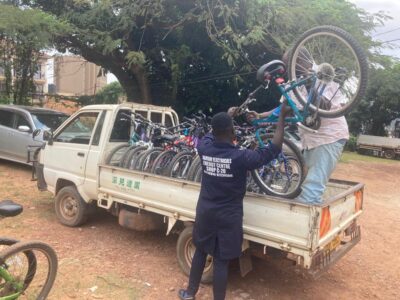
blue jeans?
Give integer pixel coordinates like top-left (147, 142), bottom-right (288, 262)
top-left (296, 140), bottom-right (345, 204)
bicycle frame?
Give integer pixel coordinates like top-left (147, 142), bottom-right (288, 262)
top-left (250, 74), bottom-right (323, 146)
top-left (0, 266), bottom-right (23, 300)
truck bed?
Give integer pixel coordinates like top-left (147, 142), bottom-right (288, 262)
top-left (357, 134), bottom-right (400, 149)
top-left (97, 164), bottom-right (363, 269)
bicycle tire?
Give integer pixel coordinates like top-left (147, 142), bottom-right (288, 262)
top-left (124, 146), bottom-right (148, 169)
top-left (0, 237), bottom-right (37, 291)
top-left (186, 156), bottom-right (202, 182)
top-left (119, 145), bottom-right (138, 167)
top-left (251, 135), bottom-right (305, 198)
top-left (137, 148), bottom-right (164, 172)
top-left (166, 151), bottom-right (195, 179)
top-left (288, 25), bottom-right (368, 118)
top-left (150, 150), bottom-right (177, 175)
top-left (105, 144), bottom-right (130, 166)
top-left (0, 241), bottom-right (57, 300)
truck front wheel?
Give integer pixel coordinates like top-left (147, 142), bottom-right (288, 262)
top-left (55, 186), bottom-right (88, 227)
top-left (176, 226), bottom-right (214, 284)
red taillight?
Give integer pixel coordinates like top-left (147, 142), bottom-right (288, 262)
top-left (319, 207), bottom-right (331, 238)
top-left (355, 190), bottom-right (363, 212)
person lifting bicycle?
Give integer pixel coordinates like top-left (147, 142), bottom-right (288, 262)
top-left (178, 103), bottom-right (291, 300)
top-left (246, 48), bottom-right (349, 204)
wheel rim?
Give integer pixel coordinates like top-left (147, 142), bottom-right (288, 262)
top-left (60, 195), bottom-right (78, 221)
top-left (172, 155), bottom-right (192, 179)
top-left (184, 237), bottom-right (213, 274)
top-left (254, 156), bottom-right (302, 196)
top-left (289, 30), bottom-right (364, 115)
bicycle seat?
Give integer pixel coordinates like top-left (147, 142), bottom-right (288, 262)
top-left (155, 134), bottom-right (176, 142)
top-left (256, 60), bottom-right (286, 83)
top-left (0, 200), bottom-right (23, 217)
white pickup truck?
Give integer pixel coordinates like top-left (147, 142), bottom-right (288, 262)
top-left (34, 103), bottom-right (364, 281)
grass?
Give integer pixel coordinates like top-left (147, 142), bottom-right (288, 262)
top-left (340, 151), bottom-right (400, 164)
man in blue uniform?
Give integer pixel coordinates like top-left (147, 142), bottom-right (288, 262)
top-left (178, 103), bottom-right (290, 300)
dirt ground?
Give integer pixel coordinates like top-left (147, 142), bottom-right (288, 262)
top-left (0, 154), bottom-right (399, 300)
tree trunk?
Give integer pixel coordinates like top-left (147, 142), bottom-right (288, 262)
top-left (131, 65), bottom-right (152, 104)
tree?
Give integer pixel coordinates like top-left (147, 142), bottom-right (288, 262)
top-left (347, 63), bottom-right (400, 136)
top-left (21, 0), bottom-right (382, 110)
top-left (77, 81), bottom-right (126, 106)
top-left (0, 3), bottom-right (68, 104)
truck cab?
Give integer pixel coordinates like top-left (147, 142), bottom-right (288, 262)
top-left (39, 103), bottom-right (179, 201)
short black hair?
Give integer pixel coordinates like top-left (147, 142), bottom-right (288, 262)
top-left (211, 112), bottom-right (233, 137)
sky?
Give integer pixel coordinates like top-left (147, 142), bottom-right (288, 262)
top-left (351, 0), bottom-right (400, 58)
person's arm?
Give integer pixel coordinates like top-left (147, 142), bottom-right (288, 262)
top-left (196, 132), bottom-right (214, 153)
top-left (242, 102), bottom-right (291, 170)
top-left (271, 101), bottom-right (290, 149)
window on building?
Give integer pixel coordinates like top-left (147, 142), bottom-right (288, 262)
top-left (34, 65), bottom-right (42, 80)
top-left (54, 112), bottom-right (99, 144)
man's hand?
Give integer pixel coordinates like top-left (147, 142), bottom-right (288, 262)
top-left (227, 106), bottom-right (238, 117)
top-left (280, 101), bottom-right (292, 118)
top-left (246, 111), bottom-right (259, 123)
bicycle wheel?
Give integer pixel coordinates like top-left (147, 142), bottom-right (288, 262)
top-left (105, 144), bottom-right (130, 166)
top-left (0, 237), bottom-right (37, 292)
top-left (186, 156), bottom-right (202, 182)
top-left (151, 150), bottom-right (177, 175)
top-left (166, 151), bottom-right (195, 179)
top-left (0, 241), bottom-right (57, 300)
top-left (119, 145), bottom-right (138, 167)
top-left (124, 146), bottom-right (148, 169)
top-left (137, 148), bottom-right (164, 172)
top-left (251, 135), bottom-right (305, 198)
top-left (288, 25), bottom-right (368, 118)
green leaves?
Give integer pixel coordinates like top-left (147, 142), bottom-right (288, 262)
top-left (125, 51), bottom-right (146, 67)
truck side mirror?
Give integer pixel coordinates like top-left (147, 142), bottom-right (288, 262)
top-left (33, 129), bottom-right (41, 139)
top-left (43, 130), bottom-right (54, 145)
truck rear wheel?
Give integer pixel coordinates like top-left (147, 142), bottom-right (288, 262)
top-left (384, 149), bottom-right (395, 159)
top-left (176, 226), bottom-right (213, 284)
top-left (55, 186), bottom-right (88, 227)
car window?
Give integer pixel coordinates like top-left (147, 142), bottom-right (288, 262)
top-left (15, 114), bottom-right (31, 130)
top-left (164, 114), bottom-right (173, 128)
top-left (92, 111), bottom-right (106, 146)
top-left (0, 110), bottom-right (14, 128)
top-left (110, 110), bottom-right (131, 142)
top-left (135, 110), bottom-right (148, 120)
top-left (54, 112), bottom-right (99, 144)
top-left (31, 113), bottom-right (68, 131)
top-left (151, 112), bottom-right (162, 124)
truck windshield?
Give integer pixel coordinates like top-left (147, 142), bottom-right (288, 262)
top-left (32, 113), bottom-right (68, 131)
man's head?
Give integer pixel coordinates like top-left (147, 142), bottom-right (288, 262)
top-left (211, 112), bottom-right (235, 142)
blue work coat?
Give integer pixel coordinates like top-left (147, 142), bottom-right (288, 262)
top-left (193, 133), bottom-right (280, 260)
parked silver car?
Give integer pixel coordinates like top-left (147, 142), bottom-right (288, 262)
top-left (0, 105), bottom-right (68, 164)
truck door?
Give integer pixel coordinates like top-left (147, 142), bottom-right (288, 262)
top-left (43, 111), bottom-right (100, 190)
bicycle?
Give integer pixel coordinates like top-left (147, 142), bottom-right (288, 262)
top-left (0, 200), bottom-right (58, 300)
top-left (229, 25), bottom-right (368, 198)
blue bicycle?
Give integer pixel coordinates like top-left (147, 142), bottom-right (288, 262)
top-left (233, 25), bottom-right (368, 198)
